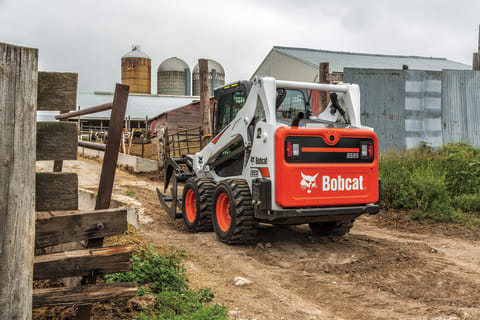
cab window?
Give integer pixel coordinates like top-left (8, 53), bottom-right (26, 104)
top-left (276, 89), bottom-right (306, 122)
top-left (215, 90), bottom-right (246, 134)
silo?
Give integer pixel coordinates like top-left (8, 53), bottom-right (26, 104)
top-left (121, 45), bottom-right (151, 94)
top-left (192, 59), bottom-right (225, 96)
top-left (157, 57), bottom-right (191, 95)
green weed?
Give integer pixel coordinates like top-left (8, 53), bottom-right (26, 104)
top-left (380, 143), bottom-right (480, 226)
top-left (104, 247), bottom-right (228, 320)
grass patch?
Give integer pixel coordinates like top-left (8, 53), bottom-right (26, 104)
top-left (125, 190), bottom-right (136, 197)
top-left (103, 244), bottom-right (227, 320)
top-left (380, 143), bottom-right (480, 226)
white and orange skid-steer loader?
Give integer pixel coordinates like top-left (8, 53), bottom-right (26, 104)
top-left (157, 77), bottom-right (380, 244)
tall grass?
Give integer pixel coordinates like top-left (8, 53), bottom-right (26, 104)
top-left (380, 143), bottom-right (480, 226)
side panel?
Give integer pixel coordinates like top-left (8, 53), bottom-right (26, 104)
top-left (442, 70), bottom-right (480, 147)
top-left (275, 127), bottom-right (379, 208)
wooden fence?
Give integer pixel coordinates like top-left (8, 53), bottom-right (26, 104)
top-left (0, 42), bottom-right (137, 320)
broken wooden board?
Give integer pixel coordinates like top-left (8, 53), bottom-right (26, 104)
top-left (36, 121), bottom-right (78, 161)
top-left (35, 172), bottom-right (78, 211)
top-left (37, 72), bottom-right (78, 111)
top-left (32, 282), bottom-right (137, 308)
top-left (33, 245), bottom-right (132, 280)
top-left (35, 208), bottom-right (128, 248)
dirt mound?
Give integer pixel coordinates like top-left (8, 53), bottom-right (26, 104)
top-left (373, 209), bottom-right (480, 241)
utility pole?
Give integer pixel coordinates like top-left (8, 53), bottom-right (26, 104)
top-left (199, 59), bottom-right (211, 146)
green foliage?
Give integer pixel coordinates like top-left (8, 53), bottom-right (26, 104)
top-left (104, 247), bottom-right (228, 320)
top-left (380, 143), bottom-right (480, 225)
top-left (125, 190), bottom-right (136, 197)
top-left (452, 194), bottom-right (480, 213)
top-left (136, 290), bottom-right (226, 320)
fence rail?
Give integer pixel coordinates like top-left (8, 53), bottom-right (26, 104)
top-left (55, 102), bottom-right (113, 120)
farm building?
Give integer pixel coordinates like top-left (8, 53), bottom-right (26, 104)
top-left (251, 46), bottom-right (476, 151)
top-left (147, 97), bottom-right (215, 133)
top-left (252, 46), bottom-right (471, 82)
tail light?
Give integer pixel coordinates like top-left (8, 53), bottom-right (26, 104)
top-left (286, 142), bottom-right (293, 158)
top-left (368, 143), bottom-right (374, 158)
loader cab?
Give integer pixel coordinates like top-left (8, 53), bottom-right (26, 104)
top-left (275, 88), bottom-right (312, 124)
top-left (213, 81), bottom-right (252, 135)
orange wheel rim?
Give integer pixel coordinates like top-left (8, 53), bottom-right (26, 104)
top-left (185, 189), bottom-right (197, 223)
top-left (216, 192), bottom-right (231, 232)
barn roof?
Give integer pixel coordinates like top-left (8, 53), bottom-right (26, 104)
top-left (148, 97), bottom-right (215, 123)
top-left (37, 92), bottom-right (198, 121)
top-left (269, 46), bottom-right (471, 72)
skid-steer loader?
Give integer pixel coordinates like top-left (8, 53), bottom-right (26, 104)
top-left (157, 77), bottom-right (380, 244)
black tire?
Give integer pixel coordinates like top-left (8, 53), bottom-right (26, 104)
top-left (309, 219), bottom-right (355, 237)
top-left (181, 177), bottom-right (215, 232)
top-left (212, 179), bottom-right (258, 244)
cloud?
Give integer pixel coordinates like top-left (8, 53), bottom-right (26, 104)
top-left (0, 0), bottom-right (477, 93)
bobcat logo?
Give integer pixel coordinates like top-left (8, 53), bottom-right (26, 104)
top-left (300, 172), bottom-right (318, 194)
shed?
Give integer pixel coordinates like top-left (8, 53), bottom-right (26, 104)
top-left (252, 46), bottom-right (471, 82)
top-left (148, 97), bottom-right (215, 134)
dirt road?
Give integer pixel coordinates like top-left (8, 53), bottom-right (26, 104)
top-left (52, 158), bottom-right (480, 320)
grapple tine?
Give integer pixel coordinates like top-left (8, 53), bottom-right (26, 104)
top-left (156, 184), bottom-right (182, 220)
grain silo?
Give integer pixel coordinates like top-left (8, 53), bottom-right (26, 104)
top-left (192, 59), bottom-right (225, 96)
top-left (121, 45), bottom-right (151, 94)
top-left (157, 57), bottom-right (191, 95)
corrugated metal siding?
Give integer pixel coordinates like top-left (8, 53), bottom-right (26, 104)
top-left (404, 71), bottom-right (442, 149)
top-left (344, 68), bottom-right (406, 151)
top-left (442, 70), bottom-right (480, 147)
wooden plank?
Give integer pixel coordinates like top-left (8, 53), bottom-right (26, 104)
top-left (37, 71), bottom-right (78, 111)
top-left (33, 282), bottom-right (137, 308)
top-left (36, 121), bottom-right (78, 161)
top-left (95, 84), bottom-right (129, 211)
top-left (35, 172), bottom-right (78, 211)
top-left (35, 208), bottom-right (128, 248)
top-left (56, 102), bottom-right (112, 120)
top-left (77, 83), bottom-right (129, 319)
top-left (34, 245), bottom-right (132, 280)
top-left (0, 42), bottom-right (38, 318)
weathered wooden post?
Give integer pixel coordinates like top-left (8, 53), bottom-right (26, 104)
top-left (76, 83), bottom-right (129, 319)
top-left (318, 62), bottom-right (329, 114)
top-left (0, 42), bottom-right (38, 319)
top-left (199, 59), bottom-right (211, 146)
top-left (157, 126), bottom-right (166, 172)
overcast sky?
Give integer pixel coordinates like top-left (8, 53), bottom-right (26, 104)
top-left (0, 0), bottom-right (478, 93)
